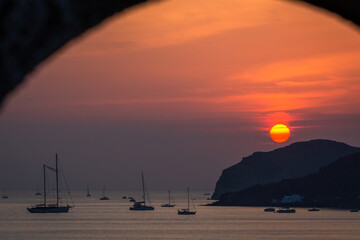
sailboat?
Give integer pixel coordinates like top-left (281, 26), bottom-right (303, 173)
top-left (2, 189), bottom-right (8, 199)
top-left (178, 187), bottom-right (196, 215)
top-left (100, 186), bottom-right (109, 200)
top-left (161, 190), bottom-right (176, 207)
top-left (86, 185), bottom-right (91, 197)
top-left (27, 154), bottom-right (73, 213)
top-left (203, 186), bottom-right (211, 196)
top-left (130, 172), bottom-right (154, 210)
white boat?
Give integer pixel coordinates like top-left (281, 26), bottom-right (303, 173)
top-left (178, 187), bottom-right (196, 215)
top-left (161, 190), bottom-right (176, 207)
top-left (130, 172), bottom-right (154, 211)
top-left (27, 154), bottom-right (73, 213)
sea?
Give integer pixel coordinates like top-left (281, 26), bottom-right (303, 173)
top-left (1, 190), bottom-right (359, 240)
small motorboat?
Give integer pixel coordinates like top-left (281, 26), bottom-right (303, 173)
top-left (276, 208), bottom-right (296, 213)
top-left (308, 208), bottom-right (320, 212)
top-left (264, 207), bottom-right (275, 212)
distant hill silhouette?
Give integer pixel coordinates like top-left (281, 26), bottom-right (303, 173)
top-left (212, 139), bottom-right (360, 199)
top-left (217, 151), bottom-right (360, 209)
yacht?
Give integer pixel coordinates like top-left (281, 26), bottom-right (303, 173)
top-left (27, 154), bottom-right (73, 213)
top-left (129, 172), bottom-right (154, 211)
top-left (100, 186), bottom-right (109, 200)
top-left (161, 190), bottom-right (176, 207)
top-left (178, 187), bottom-right (196, 215)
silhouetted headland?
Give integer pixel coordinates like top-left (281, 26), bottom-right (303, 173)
top-left (212, 139), bottom-right (360, 199)
top-left (211, 151), bottom-right (360, 209)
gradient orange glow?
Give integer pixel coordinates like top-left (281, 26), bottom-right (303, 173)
top-left (270, 124), bottom-right (290, 143)
top-left (3, 0), bottom-right (360, 143)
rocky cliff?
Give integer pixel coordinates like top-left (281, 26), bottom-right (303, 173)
top-left (218, 151), bottom-right (360, 209)
top-left (212, 139), bottom-right (360, 199)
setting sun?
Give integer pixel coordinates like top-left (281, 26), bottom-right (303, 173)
top-left (270, 124), bottom-right (290, 143)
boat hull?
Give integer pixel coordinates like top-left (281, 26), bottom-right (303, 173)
top-left (178, 210), bottom-right (196, 215)
top-left (129, 206), bottom-right (154, 211)
top-left (308, 208), bottom-right (320, 212)
top-left (276, 209), bottom-right (296, 213)
top-left (264, 208), bottom-right (275, 212)
top-left (27, 206), bottom-right (70, 213)
top-left (161, 204), bottom-right (175, 207)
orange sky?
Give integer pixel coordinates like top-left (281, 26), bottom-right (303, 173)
top-left (1, 0), bottom-right (360, 189)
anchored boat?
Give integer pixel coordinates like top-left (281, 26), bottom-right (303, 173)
top-left (130, 172), bottom-right (154, 211)
top-left (161, 190), bottom-right (176, 207)
top-left (100, 185), bottom-right (110, 200)
top-left (27, 154), bottom-right (73, 213)
top-left (86, 185), bottom-right (91, 197)
top-left (178, 187), bottom-right (196, 215)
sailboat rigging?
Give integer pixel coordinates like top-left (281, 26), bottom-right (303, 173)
top-left (203, 186), bottom-right (211, 196)
top-left (100, 185), bottom-right (109, 200)
top-left (130, 172), bottom-right (154, 211)
top-left (86, 185), bottom-right (91, 197)
top-left (27, 154), bottom-right (73, 213)
top-left (178, 187), bottom-right (196, 215)
top-left (161, 190), bottom-right (176, 207)
top-left (2, 189), bottom-right (8, 199)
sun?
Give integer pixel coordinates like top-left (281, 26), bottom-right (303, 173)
top-left (270, 124), bottom-right (290, 143)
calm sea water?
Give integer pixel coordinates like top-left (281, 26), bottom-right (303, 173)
top-left (0, 191), bottom-right (359, 240)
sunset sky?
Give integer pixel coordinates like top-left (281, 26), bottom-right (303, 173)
top-left (0, 0), bottom-right (359, 191)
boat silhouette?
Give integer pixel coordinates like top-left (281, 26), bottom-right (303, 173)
top-left (161, 190), bottom-right (176, 207)
top-left (130, 172), bottom-right (154, 211)
top-left (27, 154), bottom-right (73, 213)
top-left (100, 185), bottom-right (109, 200)
top-left (178, 187), bottom-right (196, 215)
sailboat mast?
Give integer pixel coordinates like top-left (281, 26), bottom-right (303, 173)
top-left (168, 190), bottom-right (170, 205)
top-left (43, 164), bottom-right (46, 206)
top-left (142, 171), bottom-right (146, 204)
top-left (56, 153), bottom-right (59, 207)
top-left (187, 187), bottom-right (190, 210)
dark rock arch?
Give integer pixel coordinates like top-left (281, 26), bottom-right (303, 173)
top-left (0, 0), bottom-right (358, 107)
